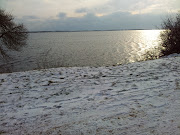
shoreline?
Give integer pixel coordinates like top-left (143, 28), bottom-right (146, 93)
top-left (0, 56), bottom-right (180, 134)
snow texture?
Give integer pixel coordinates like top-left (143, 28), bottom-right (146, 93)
top-left (0, 56), bottom-right (180, 135)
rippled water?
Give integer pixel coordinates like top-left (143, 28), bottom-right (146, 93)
top-left (0, 30), bottom-right (162, 72)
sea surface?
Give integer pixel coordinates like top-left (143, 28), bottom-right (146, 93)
top-left (0, 30), bottom-right (162, 72)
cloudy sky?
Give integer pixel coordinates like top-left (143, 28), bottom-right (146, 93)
top-left (1, 0), bottom-right (179, 31)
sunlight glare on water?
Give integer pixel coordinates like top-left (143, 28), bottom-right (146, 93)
top-left (129, 30), bottom-right (162, 63)
top-left (140, 30), bottom-right (161, 50)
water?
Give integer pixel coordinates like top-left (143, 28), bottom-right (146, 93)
top-left (0, 30), bottom-right (162, 72)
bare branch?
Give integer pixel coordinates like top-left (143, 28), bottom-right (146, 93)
top-left (159, 11), bottom-right (180, 56)
top-left (0, 9), bottom-right (28, 59)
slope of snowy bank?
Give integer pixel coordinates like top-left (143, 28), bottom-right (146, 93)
top-left (0, 56), bottom-right (180, 135)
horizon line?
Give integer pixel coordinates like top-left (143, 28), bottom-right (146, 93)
top-left (28, 29), bottom-right (161, 33)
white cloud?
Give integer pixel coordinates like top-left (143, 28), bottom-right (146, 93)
top-left (106, 0), bottom-right (179, 15)
top-left (2, 0), bottom-right (180, 31)
top-left (3, 0), bottom-right (179, 18)
top-left (3, 0), bottom-right (110, 18)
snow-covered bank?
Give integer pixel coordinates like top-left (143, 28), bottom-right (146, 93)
top-left (0, 56), bottom-right (180, 135)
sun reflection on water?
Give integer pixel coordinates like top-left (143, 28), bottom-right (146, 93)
top-left (129, 30), bottom-right (162, 63)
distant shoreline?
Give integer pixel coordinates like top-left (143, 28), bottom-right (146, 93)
top-left (28, 29), bottom-right (161, 33)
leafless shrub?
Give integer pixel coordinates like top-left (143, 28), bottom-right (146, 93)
top-left (159, 11), bottom-right (180, 56)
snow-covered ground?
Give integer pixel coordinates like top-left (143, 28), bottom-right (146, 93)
top-left (0, 56), bottom-right (180, 135)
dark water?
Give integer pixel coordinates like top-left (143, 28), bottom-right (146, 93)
top-left (0, 30), bottom-right (162, 72)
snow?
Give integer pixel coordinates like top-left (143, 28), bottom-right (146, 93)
top-left (0, 56), bottom-right (180, 135)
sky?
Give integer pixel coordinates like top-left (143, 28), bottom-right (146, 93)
top-left (0, 0), bottom-right (179, 31)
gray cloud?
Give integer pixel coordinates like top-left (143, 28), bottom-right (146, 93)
top-left (57, 12), bottom-right (67, 18)
top-left (22, 16), bottom-right (40, 20)
top-left (75, 8), bottom-right (88, 13)
top-left (18, 11), bottom-right (168, 31)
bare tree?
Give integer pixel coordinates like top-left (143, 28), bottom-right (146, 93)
top-left (142, 12), bottom-right (180, 60)
top-left (0, 9), bottom-right (28, 58)
top-left (160, 11), bottom-right (180, 56)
